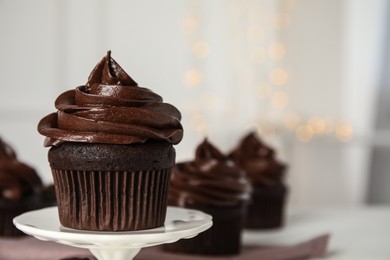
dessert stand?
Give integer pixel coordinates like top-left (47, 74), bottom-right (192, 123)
top-left (13, 206), bottom-right (212, 260)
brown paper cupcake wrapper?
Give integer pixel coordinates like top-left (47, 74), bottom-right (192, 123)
top-left (0, 195), bottom-right (54, 237)
top-left (52, 168), bottom-right (172, 231)
top-left (245, 184), bottom-right (287, 229)
top-left (0, 211), bottom-right (25, 236)
top-left (163, 205), bottom-right (246, 255)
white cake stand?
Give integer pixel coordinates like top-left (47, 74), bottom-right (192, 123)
top-left (13, 206), bottom-right (212, 260)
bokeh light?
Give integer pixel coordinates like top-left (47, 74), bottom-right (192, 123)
top-left (190, 113), bottom-right (209, 134)
top-left (270, 68), bottom-right (289, 86)
top-left (271, 13), bottom-right (291, 29)
top-left (231, 0), bottom-right (247, 17)
top-left (296, 124), bottom-right (314, 142)
top-left (271, 91), bottom-right (289, 109)
top-left (308, 117), bottom-right (326, 135)
top-left (335, 122), bottom-right (353, 142)
top-left (268, 42), bottom-right (286, 60)
top-left (192, 41), bottom-right (210, 59)
top-left (182, 14), bottom-right (199, 32)
top-left (200, 91), bottom-right (218, 109)
top-left (184, 69), bottom-right (203, 87)
top-left (283, 113), bottom-right (301, 130)
top-left (256, 82), bottom-right (273, 99)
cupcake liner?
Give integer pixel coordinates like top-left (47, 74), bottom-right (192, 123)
top-left (52, 168), bottom-right (172, 231)
top-left (163, 205), bottom-right (246, 255)
top-left (0, 210), bottom-right (25, 236)
top-left (0, 194), bottom-right (55, 237)
top-left (245, 184), bottom-right (287, 229)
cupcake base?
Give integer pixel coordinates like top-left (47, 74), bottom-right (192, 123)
top-left (0, 195), bottom-right (55, 237)
top-left (163, 204), bottom-right (246, 255)
top-left (48, 141), bottom-right (176, 231)
top-left (245, 183), bottom-right (287, 229)
top-left (52, 168), bottom-right (171, 231)
top-left (0, 210), bottom-right (25, 236)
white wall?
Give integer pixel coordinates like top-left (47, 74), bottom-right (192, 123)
top-left (0, 0), bottom-right (59, 183)
top-left (282, 0), bottom-right (388, 206)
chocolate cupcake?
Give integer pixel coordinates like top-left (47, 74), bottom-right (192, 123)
top-left (0, 137), bottom-right (56, 236)
top-left (164, 139), bottom-right (251, 255)
top-left (230, 132), bottom-right (287, 229)
top-left (38, 51), bottom-right (183, 231)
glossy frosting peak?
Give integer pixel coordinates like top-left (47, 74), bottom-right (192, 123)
top-left (0, 138), bottom-right (43, 201)
top-left (38, 51), bottom-right (183, 146)
top-left (230, 132), bottom-right (286, 186)
top-left (86, 50), bottom-right (138, 89)
top-left (169, 139), bottom-right (251, 207)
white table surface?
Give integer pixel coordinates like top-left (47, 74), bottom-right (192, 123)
top-left (2, 206), bottom-right (389, 259)
top-left (243, 206), bottom-right (390, 259)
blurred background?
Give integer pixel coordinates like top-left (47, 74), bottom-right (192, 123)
top-left (0, 0), bottom-right (389, 208)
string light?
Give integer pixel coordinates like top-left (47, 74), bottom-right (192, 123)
top-left (256, 82), bottom-right (273, 99)
top-left (182, 2), bottom-right (208, 89)
top-left (280, 0), bottom-right (297, 11)
top-left (308, 117), bottom-right (326, 135)
top-left (271, 12), bottom-right (291, 30)
top-left (270, 68), bottom-right (289, 86)
top-left (268, 42), bottom-right (286, 60)
top-left (324, 118), bottom-right (336, 134)
top-left (262, 122), bottom-right (277, 139)
top-left (182, 14), bottom-right (199, 32)
top-left (283, 113), bottom-right (301, 130)
top-left (181, 0), bottom-right (354, 144)
top-left (200, 91), bottom-right (218, 109)
top-left (296, 124), bottom-right (314, 142)
top-left (184, 68), bottom-right (203, 87)
top-left (192, 41), bottom-right (210, 59)
top-left (271, 91), bottom-right (289, 109)
top-left (190, 113), bottom-right (209, 134)
top-left (335, 122), bottom-right (353, 142)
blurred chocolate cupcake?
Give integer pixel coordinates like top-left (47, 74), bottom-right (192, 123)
top-left (0, 137), bottom-right (56, 236)
top-left (164, 138), bottom-right (251, 255)
top-left (230, 132), bottom-right (287, 229)
top-left (38, 51), bottom-right (183, 231)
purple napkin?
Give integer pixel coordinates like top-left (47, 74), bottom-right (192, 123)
top-left (0, 234), bottom-right (329, 260)
top-left (137, 234), bottom-right (330, 260)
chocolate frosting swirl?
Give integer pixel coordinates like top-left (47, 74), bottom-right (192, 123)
top-left (229, 132), bottom-right (286, 186)
top-left (38, 51), bottom-right (183, 146)
top-left (0, 138), bottom-right (43, 201)
top-left (169, 139), bottom-right (251, 207)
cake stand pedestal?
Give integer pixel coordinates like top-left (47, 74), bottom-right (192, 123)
top-left (13, 206), bottom-right (212, 260)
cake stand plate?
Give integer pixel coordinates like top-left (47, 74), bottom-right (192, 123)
top-left (13, 206), bottom-right (212, 260)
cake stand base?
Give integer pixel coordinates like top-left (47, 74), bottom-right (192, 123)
top-left (90, 248), bottom-right (140, 260)
top-left (13, 206), bottom-right (212, 260)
